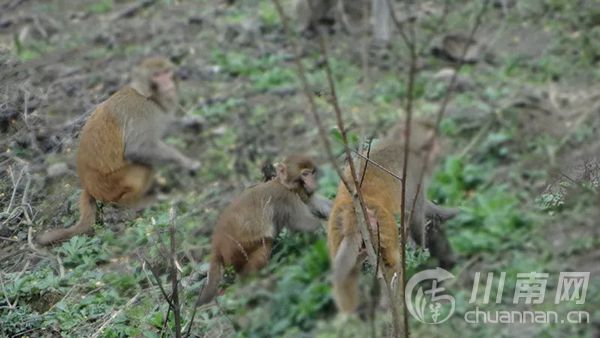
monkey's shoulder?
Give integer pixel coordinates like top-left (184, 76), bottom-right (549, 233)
top-left (243, 181), bottom-right (294, 202)
top-left (104, 86), bottom-right (163, 114)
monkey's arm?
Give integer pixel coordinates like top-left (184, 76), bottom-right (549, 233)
top-left (125, 139), bottom-right (200, 170)
top-left (425, 201), bottom-right (459, 222)
top-left (308, 194), bottom-right (332, 220)
top-left (287, 201), bottom-right (322, 232)
top-left (332, 233), bottom-right (362, 281)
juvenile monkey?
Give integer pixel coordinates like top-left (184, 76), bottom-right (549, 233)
top-left (197, 155), bottom-right (331, 305)
top-left (37, 57), bottom-right (200, 245)
top-left (327, 119), bottom-right (456, 314)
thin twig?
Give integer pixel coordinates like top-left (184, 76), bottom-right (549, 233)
top-left (3, 165), bottom-right (25, 215)
top-left (27, 226), bottom-right (64, 278)
top-left (271, 0), bottom-right (379, 267)
top-left (315, 30), bottom-right (380, 266)
top-left (91, 293), bottom-right (141, 338)
top-left (169, 207), bottom-right (182, 338)
top-left (397, 9), bottom-right (418, 336)
top-left (385, 0), bottom-right (413, 50)
top-left (346, 142), bottom-right (404, 183)
top-left (359, 139), bottom-right (373, 188)
top-left (408, 0), bottom-right (490, 233)
top-left (142, 256), bottom-right (175, 309)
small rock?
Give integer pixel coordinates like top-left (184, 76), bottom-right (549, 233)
top-left (47, 162), bottom-right (69, 178)
top-left (431, 68), bottom-right (475, 91)
top-left (432, 33), bottom-right (484, 64)
top-left (188, 16), bottom-right (203, 25)
top-left (179, 115), bottom-right (205, 133)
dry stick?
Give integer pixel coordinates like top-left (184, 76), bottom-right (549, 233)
top-left (368, 149), bottom-right (383, 338)
top-left (385, 0), bottom-right (412, 51)
top-left (3, 165), bottom-right (25, 216)
top-left (91, 293), bottom-right (141, 338)
top-left (384, 0), bottom-right (420, 336)
top-left (315, 32), bottom-right (381, 262)
top-left (388, 2), bottom-right (489, 336)
top-left (418, 0), bottom-right (451, 56)
top-left (397, 29), bottom-right (418, 338)
top-left (316, 28), bottom-right (397, 335)
top-left (408, 0), bottom-right (490, 234)
top-left (271, 0), bottom-right (379, 267)
top-left (359, 139), bottom-right (374, 188)
top-left (168, 207), bottom-right (182, 338)
top-left (361, 0), bottom-right (369, 82)
top-left (143, 256), bottom-right (175, 310)
top-left (314, 9), bottom-right (410, 337)
top-left (27, 226), bottom-right (65, 278)
top-left (350, 144), bottom-right (404, 183)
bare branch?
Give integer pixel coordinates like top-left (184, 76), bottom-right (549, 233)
top-left (169, 207), bottom-right (182, 338)
top-left (409, 0), bottom-right (490, 232)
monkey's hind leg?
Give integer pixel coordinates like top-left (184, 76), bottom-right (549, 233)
top-left (240, 239), bottom-right (273, 276)
top-left (333, 264), bottom-right (360, 314)
top-left (37, 190), bottom-right (97, 245)
top-left (115, 164), bottom-right (154, 206)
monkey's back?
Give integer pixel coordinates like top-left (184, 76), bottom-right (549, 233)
top-left (327, 143), bottom-right (406, 258)
top-left (327, 178), bottom-right (399, 251)
top-left (212, 181), bottom-right (290, 263)
top-left (77, 89), bottom-right (148, 200)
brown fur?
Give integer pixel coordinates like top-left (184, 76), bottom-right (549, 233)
top-left (197, 155), bottom-right (331, 305)
top-left (37, 57), bottom-right (199, 246)
top-left (327, 119), bottom-right (456, 314)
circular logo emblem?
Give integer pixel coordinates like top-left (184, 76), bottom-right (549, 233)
top-left (405, 267), bottom-right (456, 324)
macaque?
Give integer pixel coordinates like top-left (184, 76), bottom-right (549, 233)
top-left (196, 155), bottom-right (331, 305)
top-left (327, 119), bottom-right (457, 314)
top-left (37, 57), bottom-right (200, 245)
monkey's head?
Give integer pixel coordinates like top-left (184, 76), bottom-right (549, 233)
top-left (276, 154), bottom-right (319, 197)
top-left (131, 57), bottom-right (178, 110)
top-left (389, 118), bottom-right (440, 157)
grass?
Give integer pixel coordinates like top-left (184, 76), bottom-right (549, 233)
top-left (1, 0), bottom-right (599, 337)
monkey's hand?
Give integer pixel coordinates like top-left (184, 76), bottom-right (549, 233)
top-left (309, 195), bottom-right (332, 220)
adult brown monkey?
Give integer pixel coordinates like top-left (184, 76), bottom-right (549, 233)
top-left (197, 154), bottom-right (331, 305)
top-left (328, 119), bottom-right (457, 314)
top-left (37, 57), bottom-right (200, 245)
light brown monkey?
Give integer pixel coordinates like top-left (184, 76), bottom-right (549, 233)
top-left (37, 57), bottom-right (200, 245)
top-left (327, 119), bottom-right (456, 314)
top-left (197, 154), bottom-right (331, 305)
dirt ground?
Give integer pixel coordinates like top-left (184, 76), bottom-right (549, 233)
top-left (1, 0), bottom-right (599, 337)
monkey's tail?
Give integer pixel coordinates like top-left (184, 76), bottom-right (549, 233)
top-left (332, 206), bottom-right (362, 313)
top-left (37, 190), bottom-right (96, 245)
top-left (196, 254), bottom-right (223, 306)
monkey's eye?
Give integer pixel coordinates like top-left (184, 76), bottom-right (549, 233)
top-left (302, 171), bottom-right (311, 177)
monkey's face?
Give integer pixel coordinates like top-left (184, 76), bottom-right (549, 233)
top-left (276, 155), bottom-right (319, 195)
top-left (151, 68), bottom-right (177, 100)
top-left (299, 167), bottom-right (318, 194)
top-left (132, 57), bottom-right (178, 107)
